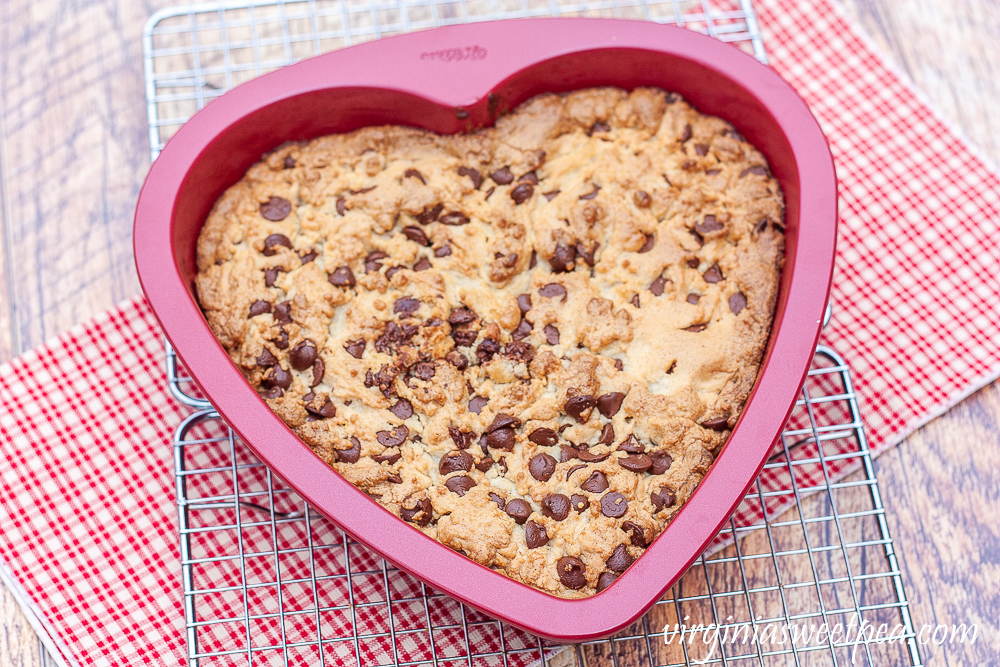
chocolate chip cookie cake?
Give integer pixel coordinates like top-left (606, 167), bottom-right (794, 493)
top-left (195, 87), bottom-right (785, 598)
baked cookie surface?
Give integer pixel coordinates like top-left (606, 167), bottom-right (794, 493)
top-left (195, 87), bottom-right (785, 598)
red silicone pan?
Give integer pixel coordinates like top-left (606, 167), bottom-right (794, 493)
top-left (134, 18), bottom-right (837, 642)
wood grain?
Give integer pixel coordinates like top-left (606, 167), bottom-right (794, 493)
top-left (1, 1), bottom-right (999, 666)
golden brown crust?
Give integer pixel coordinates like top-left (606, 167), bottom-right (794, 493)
top-left (195, 87), bottom-right (785, 598)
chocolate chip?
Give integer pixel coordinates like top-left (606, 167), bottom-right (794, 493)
top-left (622, 521), bottom-right (647, 548)
top-left (432, 245), bottom-right (451, 259)
top-left (283, 156), bottom-right (296, 169)
top-left (512, 319), bottom-right (532, 342)
top-left (638, 234), bottom-right (655, 253)
top-left (614, 359), bottom-right (624, 371)
top-left (263, 234), bottom-right (292, 256)
top-left (387, 474), bottom-right (402, 484)
top-left (476, 457), bottom-right (494, 472)
top-left (607, 544), bottom-right (635, 573)
top-left (694, 143), bottom-right (709, 157)
top-left (513, 295), bottom-right (531, 317)
top-left (528, 428), bottom-right (558, 448)
top-left (373, 453), bottom-right (400, 466)
top-left (729, 292), bottom-right (747, 315)
top-left (567, 464), bottom-right (587, 480)
top-left (440, 211), bottom-right (471, 226)
top-left (589, 120), bottom-right (610, 135)
top-left (412, 362), bottom-right (435, 382)
top-left (490, 167), bottom-right (514, 185)
top-left (249, 300), bottom-right (272, 317)
top-left (402, 226), bottom-right (431, 247)
top-left (561, 445), bottom-right (581, 463)
top-left (519, 171), bottom-right (539, 185)
top-left (256, 348), bottom-right (278, 367)
top-left (539, 283), bottom-right (567, 301)
top-left (695, 215), bottom-right (724, 235)
top-left (489, 492), bottom-right (506, 510)
top-left (264, 267), bottom-right (283, 287)
top-left (650, 275), bottom-right (668, 297)
top-left (529, 250), bottom-right (537, 268)
top-left (529, 453), bottom-right (557, 482)
top-left (344, 339), bottom-right (366, 359)
top-left (596, 571), bottom-right (619, 592)
top-left (544, 190), bottom-right (560, 201)
top-left (580, 471), bottom-right (612, 497)
top-left (260, 196), bottom-right (292, 221)
top-left (570, 494), bottom-right (590, 513)
top-left (703, 264), bottom-right (724, 283)
top-left (394, 298), bottom-right (421, 316)
top-left (510, 182), bottom-right (534, 205)
top-left (577, 449), bottom-right (609, 463)
top-left (476, 337), bottom-right (500, 364)
top-left (445, 475), bottom-right (476, 497)
top-left (329, 266), bottom-right (356, 287)
top-left (599, 429), bottom-right (617, 454)
top-left (306, 396), bottom-right (337, 419)
top-left (311, 359), bottom-right (325, 387)
top-left (499, 252), bottom-right (519, 268)
top-left (596, 392), bottom-right (625, 418)
top-left (290, 340), bottom-right (318, 371)
top-left (634, 190), bottom-right (652, 208)
top-left (404, 168), bottom-right (426, 184)
top-left (650, 451), bottom-right (672, 475)
top-left (504, 341), bottom-right (535, 364)
top-left (272, 302), bottom-right (292, 325)
top-left (452, 330), bottom-right (478, 348)
top-left (390, 398), bottom-right (413, 420)
top-left (272, 329), bottom-right (289, 350)
top-left (687, 257), bottom-right (700, 269)
top-left (443, 428), bottom-right (470, 451)
top-left (486, 428), bottom-right (515, 451)
top-left (702, 416), bottom-right (730, 431)
top-left (336, 197), bottom-right (347, 216)
top-left (376, 425), bottom-right (408, 447)
top-left (651, 487), bottom-right (675, 513)
top-left (262, 365), bottom-right (292, 390)
top-left (400, 498), bottom-right (433, 526)
top-left (458, 166), bottom-right (483, 189)
top-left (542, 494), bottom-right (571, 521)
top-left (447, 351), bottom-right (469, 370)
top-left (575, 241), bottom-right (598, 267)
top-left (601, 492), bottom-right (628, 518)
top-left (300, 249), bottom-right (319, 264)
top-left (557, 557), bottom-right (587, 590)
top-left (740, 165), bottom-right (769, 178)
top-left (565, 395), bottom-right (596, 423)
top-left (505, 499), bottom-right (532, 524)
top-left (631, 295), bottom-right (640, 308)
top-left (336, 437), bottom-right (361, 463)
top-left (525, 521), bottom-right (549, 549)
top-left (416, 203), bottom-right (444, 225)
top-left (687, 293), bottom-right (700, 305)
top-left (579, 184), bottom-right (600, 200)
top-left (549, 243), bottom-right (576, 273)
top-left (413, 257), bottom-right (432, 272)
top-left (679, 124), bottom-right (692, 143)
top-left (684, 323), bottom-right (708, 333)
top-left (448, 306), bottom-right (478, 326)
top-left (259, 386), bottom-right (282, 399)
top-left (617, 434), bottom-right (644, 454)
top-left (487, 413), bottom-right (521, 432)
top-left (466, 396), bottom-right (487, 415)
top-left (618, 454), bottom-right (652, 473)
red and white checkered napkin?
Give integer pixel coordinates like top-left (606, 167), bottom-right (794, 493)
top-left (1, 1), bottom-right (998, 664)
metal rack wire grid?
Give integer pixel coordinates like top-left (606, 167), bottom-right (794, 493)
top-left (145, 1), bottom-right (921, 665)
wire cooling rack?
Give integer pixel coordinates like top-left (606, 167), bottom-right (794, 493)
top-left (145, 1), bottom-right (922, 665)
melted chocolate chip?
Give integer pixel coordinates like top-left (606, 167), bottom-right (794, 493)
top-left (557, 556), bottom-right (587, 590)
top-left (631, 295), bottom-right (640, 308)
top-left (262, 234), bottom-right (292, 256)
top-left (550, 244), bottom-right (576, 273)
top-left (740, 165), bottom-right (769, 178)
top-left (528, 428), bottom-right (558, 448)
top-left (486, 428), bottom-right (515, 451)
top-left (329, 266), bottom-right (356, 287)
top-left (579, 184), bottom-right (600, 200)
top-left (458, 166), bottom-right (483, 189)
top-left (622, 521), bottom-right (647, 548)
top-left (525, 521), bottom-right (549, 549)
top-left (446, 351), bottom-right (469, 371)
top-left (344, 339), bottom-right (366, 359)
top-left (543, 190), bottom-right (560, 201)
top-left (336, 197), bottom-right (347, 216)
top-left (567, 464), bottom-right (587, 480)
top-left (488, 414), bottom-right (521, 432)
top-left (618, 454), bottom-right (653, 473)
top-left (504, 341), bottom-right (535, 364)
top-left (560, 445), bottom-right (580, 463)
top-left (542, 494), bottom-right (571, 521)
top-left (431, 244), bottom-right (451, 258)
top-left (249, 300), bottom-right (272, 317)
top-left (336, 437), bottom-right (361, 463)
top-left (571, 494), bottom-right (590, 513)
top-left (300, 249), bottom-right (318, 264)
top-left (400, 498), bottom-right (433, 526)
top-left (260, 196), bottom-right (292, 221)
top-left (416, 203), bottom-right (444, 225)
top-left (684, 323), bottom-right (708, 333)
top-left (596, 392), bottom-right (625, 418)
top-left (468, 395), bottom-right (488, 414)
top-left (394, 297), bottom-right (421, 316)
top-left (445, 428), bottom-right (471, 450)
top-left (617, 434), bottom-right (644, 454)
top-left (596, 571), bottom-right (619, 593)
top-left (651, 487), bottom-right (676, 513)
top-left (512, 319), bottom-right (532, 341)
top-left (476, 457), bottom-right (494, 472)
top-left (505, 499), bottom-right (532, 524)
top-left (581, 470), bottom-right (609, 493)
top-left (402, 226), bottom-right (431, 246)
top-left (529, 453), bottom-right (557, 482)
top-left (453, 331), bottom-right (478, 348)
top-left (290, 340), bottom-right (318, 371)
top-left (638, 234), bottom-right (655, 253)
top-left (259, 386), bottom-right (283, 399)
top-left (272, 302), bottom-right (292, 325)
top-left (404, 168), bottom-right (426, 184)
top-left (440, 211), bottom-right (471, 226)
top-left (311, 359), bottom-right (325, 387)
top-left (729, 292), bottom-right (747, 315)
top-left (695, 215), bottom-right (724, 235)
top-left (703, 264), bottom-right (724, 284)
top-left (413, 257), bottom-right (432, 272)
top-left (539, 283), bottom-right (567, 301)
top-left (687, 293), bottom-right (701, 305)
top-left (412, 362), bottom-right (435, 381)
top-left (565, 395), bottom-right (596, 423)
top-left (306, 396), bottom-right (337, 419)
top-left (606, 545), bottom-right (635, 573)
top-left (702, 416), bottom-right (730, 431)
top-left (634, 190), bottom-right (652, 208)
top-left (264, 267), bottom-right (283, 287)
top-left (519, 171), bottom-right (539, 185)
top-left (510, 182), bottom-right (534, 205)
top-left (445, 475), bottom-right (476, 497)
top-left (262, 365), bottom-right (292, 390)
top-left (374, 451), bottom-right (402, 465)
top-left (376, 425), bottom-right (408, 447)
top-left (256, 348), bottom-right (278, 368)
top-left (601, 492), bottom-right (628, 518)
top-left (476, 337), bottom-right (500, 364)
top-left (597, 423), bottom-right (615, 446)
top-left (272, 329), bottom-right (289, 350)
top-left (390, 398), bottom-right (413, 420)
top-left (679, 124), bottom-right (692, 143)
top-left (694, 143), bottom-right (710, 157)
top-left (448, 306), bottom-right (478, 326)
top-left (577, 448), bottom-right (610, 463)
top-left (490, 167), bottom-right (514, 185)
top-left (650, 451), bottom-right (673, 475)
top-left (650, 275), bottom-right (668, 297)
top-left (489, 492), bottom-right (506, 510)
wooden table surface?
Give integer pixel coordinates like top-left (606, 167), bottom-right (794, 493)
top-left (1, 0), bottom-right (998, 665)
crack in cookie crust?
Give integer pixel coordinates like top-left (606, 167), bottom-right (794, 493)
top-left (195, 87), bottom-right (785, 598)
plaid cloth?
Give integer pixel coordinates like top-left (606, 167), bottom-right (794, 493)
top-left (1, 0), bottom-right (998, 664)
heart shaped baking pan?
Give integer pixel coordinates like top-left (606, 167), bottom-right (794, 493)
top-left (134, 18), bottom-right (836, 642)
